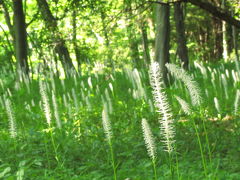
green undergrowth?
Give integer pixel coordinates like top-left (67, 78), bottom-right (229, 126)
top-left (0, 62), bottom-right (240, 179)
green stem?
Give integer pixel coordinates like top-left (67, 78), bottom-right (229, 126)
top-left (175, 151), bottom-right (180, 180)
top-left (168, 152), bottom-right (174, 180)
top-left (12, 138), bottom-right (17, 164)
top-left (43, 134), bottom-right (50, 168)
top-left (109, 139), bottom-right (117, 180)
top-left (200, 110), bottom-right (212, 165)
top-left (50, 128), bottom-right (59, 163)
top-left (192, 119), bottom-right (208, 177)
top-left (152, 159), bottom-right (157, 180)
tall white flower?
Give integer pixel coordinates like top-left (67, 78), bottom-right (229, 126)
top-left (234, 90), bottom-right (240, 115)
top-left (88, 77), bottom-right (93, 89)
top-left (166, 63), bottom-right (202, 106)
top-left (175, 95), bottom-right (191, 115)
top-left (102, 103), bottom-right (112, 141)
top-left (142, 118), bottom-right (156, 161)
top-left (221, 73), bottom-right (229, 100)
top-left (104, 88), bottom-right (113, 114)
top-left (52, 90), bottom-right (61, 128)
top-left (214, 97), bottom-right (220, 113)
top-left (149, 61), bottom-right (175, 153)
top-left (39, 80), bottom-right (51, 126)
top-left (5, 98), bottom-right (17, 138)
top-left (71, 88), bottom-right (79, 109)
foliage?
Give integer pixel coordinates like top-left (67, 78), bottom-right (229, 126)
top-left (0, 61), bottom-right (240, 179)
top-left (1, 0), bottom-right (239, 71)
top-left (0, 0), bottom-right (240, 179)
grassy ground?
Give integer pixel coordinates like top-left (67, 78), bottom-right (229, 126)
top-left (0, 62), bottom-right (240, 179)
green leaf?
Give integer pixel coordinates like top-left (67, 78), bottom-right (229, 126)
top-left (19, 160), bottom-right (27, 167)
top-left (16, 169), bottom-right (24, 180)
top-left (6, 176), bottom-right (15, 180)
top-left (33, 160), bottom-right (42, 167)
top-left (0, 167), bottom-right (11, 178)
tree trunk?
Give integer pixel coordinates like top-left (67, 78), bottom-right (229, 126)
top-left (140, 21), bottom-right (151, 65)
top-left (0, 1), bottom-right (15, 70)
top-left (155, 3), bottom-right (170, 84)
top-left (128, 28), bottom-right (141, 68)
top-left (72, 7), bottom-right (81, 74)
top-left (212, 17), bottom-right (223, 60)
top-left (124, 0), bottom-right (141, 68)
top-left (222, 20), bottom-right (228, 60)
top-left (221, 0), bottom-right (228, 61)
top-left (174, 2), bottom-right (189, 70)
top-left (13, 0), bottom-right (29, 76)
top-left (233, 23), bottom-right (240, 71)
top-left (0, 25), bottom-right (14, 71)
top-left (36, 0), bottom-right (75, 76)
top-left (100, 10), bottom-right (114, 69)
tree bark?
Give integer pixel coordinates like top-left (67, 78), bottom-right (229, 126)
top-left (221, 0), bottom-right (228, 61)
top-left (100, 10), bottom-right (114, 69)
top-left (0, 24), bottom-right (14, 71)
top-left (174, 2), bottom-right (189, 70)
top-left (212, 17), bottom-right (223, 60)
top-left (233, 24), bottom-right (239, 70)
top-left (36, 0), bottom-right (75, 76)
top-left (155, 3), bottom-right (170, 84)
top-left (140, 20), bottom-right (151, 65)
top-left (72, 7), bottom-right (81, 74)
top-left (222, 20), bottom-right (228, 60)
top-left (124, 0), bottom-right (141, 68)
top-left (0, 1), bottom-right (15, 69)
top-left (13, 0), bottom-right (29, 76)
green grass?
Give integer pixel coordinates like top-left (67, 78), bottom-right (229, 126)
top-left (0, 62), bottom-right (240, 179)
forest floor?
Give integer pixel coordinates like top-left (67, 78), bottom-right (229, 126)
top-left (0, 62), bottom-right (240, 179)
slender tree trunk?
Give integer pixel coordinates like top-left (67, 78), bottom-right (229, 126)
top-left (232, 24), bottom-right (239, 71)
top-left (128, 27), bottom-right (141, 68)
top-left (124, 0), bottom-right (141, 68)
top-left (174, 2), bottom-right (189, 70)
top-left (0, 24), bottom-right (14, 54)
top-left (0, 25), bottom-right (14, 71)
top-left (212, 17), bottom-right (223, 60)
top-left (231, 7), bottom-right (239, 68)
top-left (222, 0), bottom-right (228, 61)
top-left (233, 28), bottom-right (239, 61)
top-left (72, 7), bottom-right (81, 74)
top-left (36, 0), bottom-right (75, 76)
top-left (100, 11), bottom-right (114, 69)
top-left (1, 1), bottom-right (15, 39)
top-left (100, 12), bottom-right (110, 48)
top-left (1, 1), bottom-right (16, 71)
top-left (13, 0), bottom-right (29, 76)
top-left (155, 3), bottom-right (170, 84)
top-left (222, 20), bottom-right (228, 60)
top-left (140, 21), bottom-right (151, 65)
